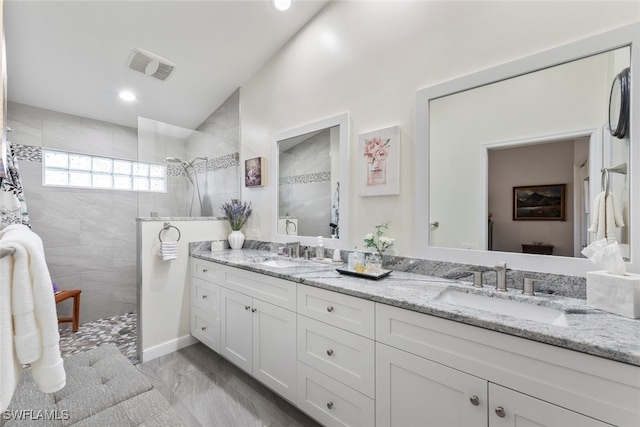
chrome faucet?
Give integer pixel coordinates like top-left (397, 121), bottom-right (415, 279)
top-left (285, 241), bottom-right (300, 258)
top-left (494, 262), bottom-right (507, 292)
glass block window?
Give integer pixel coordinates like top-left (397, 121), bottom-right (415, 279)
top-left (43, 149), bottom-right (165, 193)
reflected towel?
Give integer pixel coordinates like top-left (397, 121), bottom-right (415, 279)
top-left (589, 191), bottom-right (624, 243)
top-left (160, 241), bottom-right (178, 261)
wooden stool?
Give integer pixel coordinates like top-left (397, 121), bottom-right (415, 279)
top-left (54, 290), bottom-right (81, 332)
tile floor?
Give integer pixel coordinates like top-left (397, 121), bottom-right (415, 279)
top-left (58, 311), bottom-right (138, 362)
top-left (59, 312), bottom-right (319, 426)
top-left (137, 342), bottom-right (322, 427)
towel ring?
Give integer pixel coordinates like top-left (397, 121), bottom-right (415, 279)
top-left (158, 223), bottom-right (181, 243)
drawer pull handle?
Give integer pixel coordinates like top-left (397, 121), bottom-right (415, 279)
top-left (252, 308), bottom-right (257, 313)
top-left (201, 326), bottom-right (207, 331)
top-left (245, 305), bottom-right (251, 310)
top-left (327, 306), bottom-right (334, 312)
top-left (495, 406), bottom-right (506, 418)
top-left (469, 395), bottom-right (480, 406)
top-left (326, 402), bottom-right (334, 410)
top-left (326, 349), bottom-right (334, 356)
top-left (203, 268), bottom-right (208, 273)
top-left (202, 295), bottom-right (208, 299)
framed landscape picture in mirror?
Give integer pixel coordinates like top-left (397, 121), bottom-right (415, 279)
top-left (513, 184), bottom-right (566, 221)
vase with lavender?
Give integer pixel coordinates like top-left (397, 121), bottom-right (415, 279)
top-left (220, 199), bottom-right (252, 249)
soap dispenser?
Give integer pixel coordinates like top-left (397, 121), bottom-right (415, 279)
top-left (316, 236), bottom-right (325, 260)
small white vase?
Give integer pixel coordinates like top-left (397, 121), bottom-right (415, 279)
top-left (228, 230), bottom-right (245, 250)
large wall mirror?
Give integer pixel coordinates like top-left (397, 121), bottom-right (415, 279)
top-left (271, 113), bottom-right (350, 250)
top-left (415, 23), bottom-right (639, 276)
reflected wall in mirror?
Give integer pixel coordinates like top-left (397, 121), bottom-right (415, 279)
top-left (428, 46), bottom-right (630, 259)
top-left (272, 113), bottom-right (350, 249)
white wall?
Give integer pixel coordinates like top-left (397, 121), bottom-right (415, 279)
top-left (239, 1), bottom-right (640, 257)
top-left (138, 219), bottom-right (229, 361)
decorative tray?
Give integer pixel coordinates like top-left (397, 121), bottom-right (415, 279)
top-left (335, 267), bottom-right (391, 280)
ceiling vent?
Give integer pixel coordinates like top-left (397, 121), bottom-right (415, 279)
top-left (127, 48), bottom-right (176, 81)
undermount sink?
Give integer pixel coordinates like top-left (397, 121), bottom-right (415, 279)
top-left (435, 288), bottom-right (568, 327)
top-left (259, 258), bottom-right (301, 269)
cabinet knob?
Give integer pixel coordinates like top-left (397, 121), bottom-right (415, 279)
top-left (469, 395), bottom-right (480, 406)
top-left (326, 402), bottom-right (334, 410)
top-left (201, 326), bottom-right (207, 331)
top-left (245, 305), bottom-right (251, 310)
top-left (327, 306), bottom-right (334, 312)
top-left (495, 406), bottom-right (506, 418)
top-left (202, 295), bottom-right (208, 299)
top-left (252, 308), bottom-right (257, 313)
top-left (203, 268), bottom-right (208, 273)
top-left (327, 349), bottom-right (334, 356)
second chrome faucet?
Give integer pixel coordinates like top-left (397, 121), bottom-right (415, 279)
top-left (494, 262), bottom-right (507, 291)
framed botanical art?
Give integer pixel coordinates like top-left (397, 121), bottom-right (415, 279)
top-left (358, 125), bottom-right (400, 196)
top-left (513, 184), bottom-right (566, 221)
top-left (245, 157), bottom-right (264, 187)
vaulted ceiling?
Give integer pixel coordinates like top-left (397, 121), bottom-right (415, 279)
top-left (4, 0), bottom-right (328, 130)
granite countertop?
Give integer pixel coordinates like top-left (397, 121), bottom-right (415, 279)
top-left (192, 249), bottom-right (640, 367)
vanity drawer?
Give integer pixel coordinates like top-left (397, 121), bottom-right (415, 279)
top-left (297, 315), bottom-right (374, 398)
top-left (191, 277), bottom-right (221, 316)
top-left (297, 362), bottom-right (374, 427)
top-left (191, 306), bottom-right (220, 352)
top-left (192, 258), bottom-right (224, 284)
top-left (297, 284), bottom-right (374, 338)
top-left (222, 265), bottom-right (296, 311)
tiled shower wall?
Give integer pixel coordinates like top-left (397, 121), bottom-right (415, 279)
top-left (7, 102), bottom-right (139, 325)
top-left (6, 89), bottom-right (240, 325)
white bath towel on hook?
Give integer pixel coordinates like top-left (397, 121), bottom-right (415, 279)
top-left (160, 241), bottom-right (179, 261)
top-left (589, 191), bottom-right (625, 243)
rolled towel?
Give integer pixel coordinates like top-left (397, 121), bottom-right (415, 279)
top-left (160, 242), bottom-right (179, 261)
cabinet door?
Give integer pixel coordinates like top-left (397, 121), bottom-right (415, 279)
top-left (376, 343), bottom-right (487, 427)
top-left (191, 306), bottom-right (221, 353)
top-left (252, 299), bottom-right (297, 403)
top-left (220, 287), bottom-right (253, 374)
top-left (489, 383), bottom-right (611, 427)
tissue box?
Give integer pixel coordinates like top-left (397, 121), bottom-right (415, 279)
top-left (586, 270), bottom-right (640, 319)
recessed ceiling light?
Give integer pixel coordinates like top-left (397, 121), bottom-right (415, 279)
top-left (272, 0), bottom-right (291, 11)
top-left (119, 91), bottom-right (136, 102)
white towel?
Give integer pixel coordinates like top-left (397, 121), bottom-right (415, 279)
top-left (160, 241), bottom-right (179, 261)
top-left (0, 224), bottom-right (66, 411)
top-left (589, 191), bottom-right (625, 243)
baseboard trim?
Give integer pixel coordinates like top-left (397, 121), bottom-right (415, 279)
top-left (141, 334), bottom-right (198, 363)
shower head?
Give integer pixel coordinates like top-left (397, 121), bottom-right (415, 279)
top-left (186, 156), bottom-right (208, 166)
top-left (164, 157), bottom-right (185, 164)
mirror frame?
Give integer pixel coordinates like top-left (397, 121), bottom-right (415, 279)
top-left (415, 23), bottom-right (640, 276)
top-left (271, 112), bottom-right (350, 250)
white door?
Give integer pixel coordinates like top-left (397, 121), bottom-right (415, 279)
top-left (376, 343), bottom-right (487, 427)
top-left (220, 287), bottom-right (253, 374)
top-left (252, 299), bottom-right (297, 402)
top-left (488, 383), bottom-right (610, 427)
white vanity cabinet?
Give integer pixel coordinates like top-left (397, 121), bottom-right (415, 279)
top-left (190, 257), bottom-right (640, 427)
top-left (377, 343), bottom-right (609, 427)
top-left (376, 303), bottom-right (636, 427)
top-left (296, 284), bottom-right (376, 427)
top-left (190, 277), bottom-right (221, 352)
top-left (190, 259), bottom-right (297, 403)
